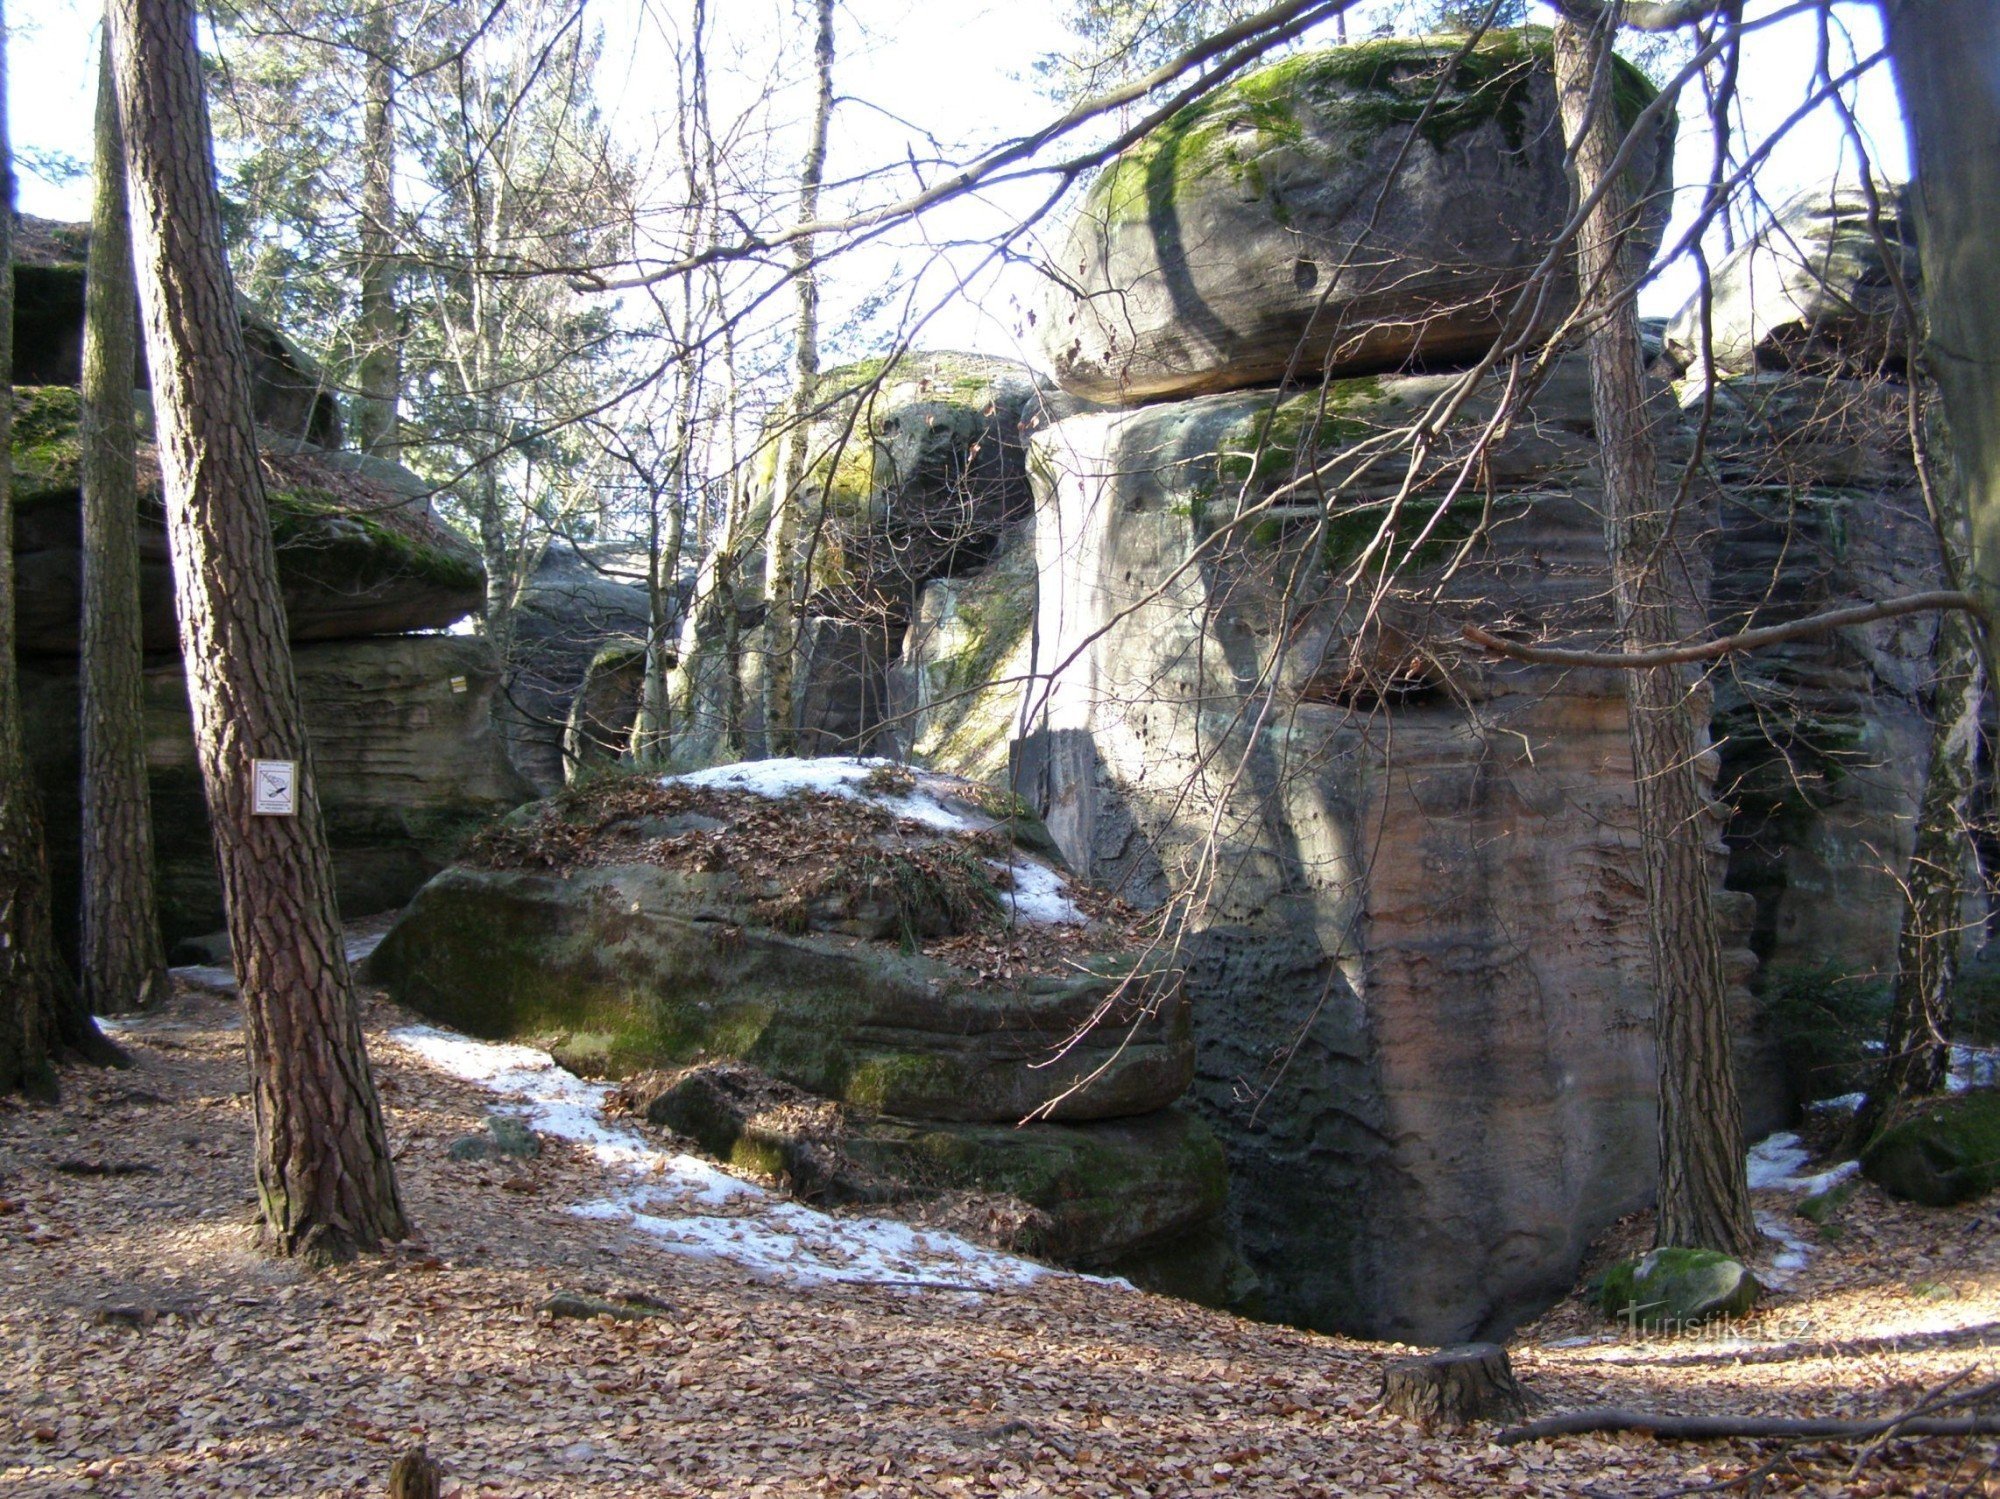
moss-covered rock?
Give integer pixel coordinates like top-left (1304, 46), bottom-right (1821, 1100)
top-left (740, 350), bottom-right (1050, 609)
top-left (1598, 1249), bottom-right (1760, 1329)
top-left (1042, 29), bottom-right (1674, 401)
top-left (10, 387), bottom-right (483, 654)
top-left (1862, 1089), bottom-right (2000, 1207)
top-left (367, 860), bottom-right (1191, 1124)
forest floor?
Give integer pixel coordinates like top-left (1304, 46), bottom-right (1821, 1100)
top-left (2, 964), bottom-right (1997, 1498)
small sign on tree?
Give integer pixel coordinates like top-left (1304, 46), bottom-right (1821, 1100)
top-left (251, 759), bottom-right (297, 816)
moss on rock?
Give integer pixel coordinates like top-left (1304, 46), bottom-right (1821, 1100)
top-left (1863, 1089), bottom-right (2000, 1207)
top-left (1598, 1248), bottom-right (1759, 1329)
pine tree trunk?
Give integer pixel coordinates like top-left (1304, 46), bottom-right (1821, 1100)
top-left (761, 0), bottom-right (834, 759)
top-left (107, 0), bottom-right (408, 1260)
top-left (355, 1), bottom-right (401, 459)
top-left (1554, 12), bottom-right (1754, 1257)
top-left (80, 33), bottom-right (169, 1016)
top-left (0, 0), bottom-right (109, 1097)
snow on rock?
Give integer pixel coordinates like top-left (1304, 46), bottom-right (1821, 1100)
top-left (389, 1024), bottom-right (1058, 1290)
top-left (1950, 1044), bottom-right (1999, 1093)
top-left (670, 756), bottom-right (975, 833)
top-left (1747, 1131), bottom-right (1862, 1196)
top-left (670, 756), bottom-right (1088, 927)
top-left (989, 857), bottom-right (1086, 926)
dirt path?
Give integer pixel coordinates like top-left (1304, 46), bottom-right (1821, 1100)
top-left (2, 980), bottom-right (1995, 1497)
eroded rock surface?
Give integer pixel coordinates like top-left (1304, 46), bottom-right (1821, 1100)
top-left (1040, 34), bottom-right (1673, 402)
top-left (12, 386), bottom-right (482, 653)
top-left (1662, 182), bottom-right (1917, 383)
top-left (24, 636), bottom-right (532, 948)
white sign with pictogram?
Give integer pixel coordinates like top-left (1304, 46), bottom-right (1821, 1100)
top-left (251, 759), bottom-right (297, 816)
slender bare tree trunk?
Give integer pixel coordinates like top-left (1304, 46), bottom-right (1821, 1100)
top-left (80, 31), bottom-right (169, 1015)
top-left (0, 1), bottom-right (111, 1096)
top-left (761, 0), bottom-right (834, 759)
top-left (1555, 10), bottom-right (1755, 1257)
top-left (108, 0), bottom-right (407, 1260)
top-left (1859, 607), bottom-right (1983, 1139)
top-left (355, 0), bottom-right (401, 458)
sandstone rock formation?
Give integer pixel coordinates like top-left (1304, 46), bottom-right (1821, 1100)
top-left (12, 386), bottom-right (483, 653)
top-left (1706, 374), bottom-right (1940, 993)
top-left (17, 214), bottom-right (343, 446)
top-left (1039, 34), bottom-right (1674, 403)
top-left (1010, 353), bottom-right (1733, 1341)
top-left (1661, 182), bottom-right (1917, 383)
top-left (24, 635), bottom-right (531, 949)
top-left (369, 760), bottom-right (1235, 1292)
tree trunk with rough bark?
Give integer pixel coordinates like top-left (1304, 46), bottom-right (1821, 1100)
top-left (0, 1), bottom-right (111, 1097)
top-left (80, 32), bottom-right (169, 1016)
top-left (108, 0), bottom-right (408, 1260)
top-left (355, 0), bottom-right (401, 459)
top-left (1554, 11), bottom-right (1755, 1257)
top-left (761, 0), bottom-right (834, 759)
top-left (1886, 0), bottom-right (2000, 665)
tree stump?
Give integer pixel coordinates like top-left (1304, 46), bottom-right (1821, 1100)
top-left (1380, 1343), bottom-right (1528, 1428)
top-left (386, 1446), bottom-right (442, 1499)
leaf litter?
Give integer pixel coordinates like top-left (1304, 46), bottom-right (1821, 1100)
top-left (3, 960), bottom-right (1997, 1495)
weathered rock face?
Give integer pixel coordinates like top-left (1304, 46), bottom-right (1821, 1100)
top-left (1662, 183), bottom-right (1917, 382)
top-left (369, 762), bottom-right (1236, 1292)
top-left (16, 215), bottom-right (342, 447)
top-left (24, 636), bottom-right (533, 948)
top-left (884, 519), bottom-right (1038, 782)
top-left (745, 352), bottom-right (1050, 611)
top-left (1040, 33), bottom-right (1674, 403)
top-left (1006, 353), bottom-right (1764, 1342)
top-left (1706, 374), bottom-right (1940, 997)
top-left (499, 543), bottom-right (657, 791)
top-left (12, 387), bottom-right (483, 654)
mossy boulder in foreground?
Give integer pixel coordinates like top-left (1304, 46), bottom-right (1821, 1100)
top-left (1041, 30), bottom-right (1674, 401)
top-left (1598, 1249), bottom-right (1760, 1330)
top-left (1862, 1088), bottom-right (2000, 1207)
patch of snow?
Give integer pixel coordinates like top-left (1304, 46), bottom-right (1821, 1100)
top-left (1950, 1044), bottom-right (1998, 1093)
top-left (1747, 1130), bottom-right (1862, 1196)
top-left (1746, 1132), bottom-right (1811, 1189)
top-left (669, 756), bottom-right (973, 833)
top-left (990, 858), bottom-right (1086, 927)
top-left (1807, 1092), bottom-right (1865, 1114)
top-left (1756, 1212), bottom-right (1814, 1286)
top-left (389, 1024), bottom-right (1065, 1290)
top-left (345, 931), bottom-right (388, 964)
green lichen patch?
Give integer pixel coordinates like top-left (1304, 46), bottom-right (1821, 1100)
top-left (1091, 29), bottom-right (1658, 231)
top-left (11, 385), bottom-right (86, 499)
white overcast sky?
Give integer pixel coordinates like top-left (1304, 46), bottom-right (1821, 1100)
top-left (10, 0), bottom-right (1907, 365)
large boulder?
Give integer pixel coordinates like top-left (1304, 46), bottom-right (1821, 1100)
top-left (617, 1063), bottom-right (1230, 1274)
top-left (1010, 351), bottom-right (1772, 1342)
top-left (16, 214), bottom-right (342, 447)
top-left (23, 635), bottom-right (534, 949)
top-left (1039, 32), bottom-right (1674, 403)
top-left (1862, 1089), bottom-right (2000, 1207)
top-left (370, 758), bottom-right (1233, 1292)
top-left (11, 386), bottom-right (483, 654)
top-left (368, 760), bottom-right (1190, 1122)
top-left (1662, 182), bottom-right (1918, 383)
